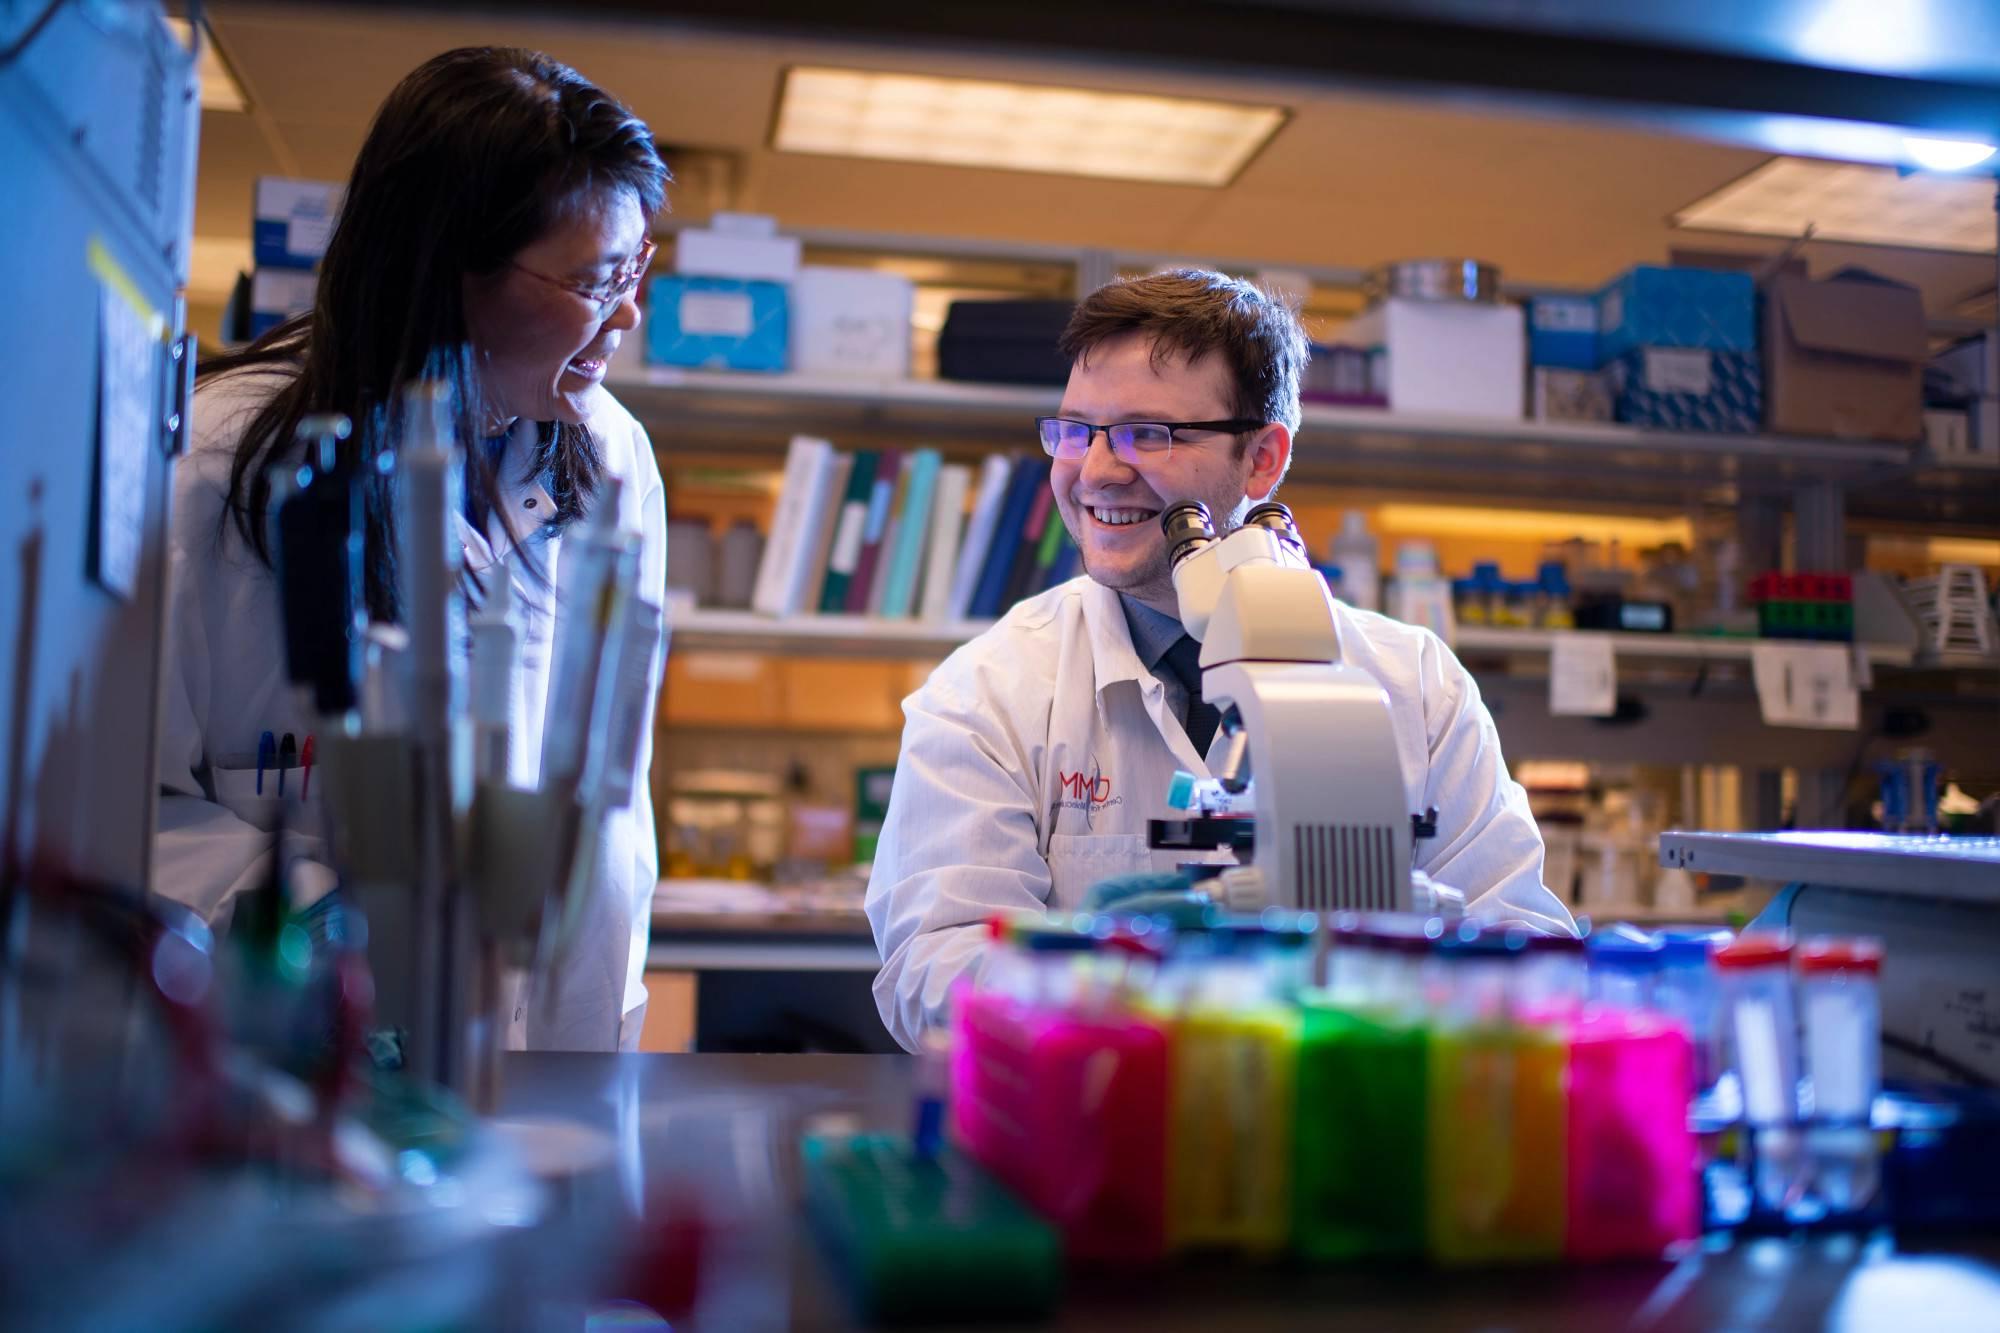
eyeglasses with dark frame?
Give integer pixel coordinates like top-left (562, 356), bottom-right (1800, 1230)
top-left (1035, 416), bottom-right (1267, 467)
top-left (511, 237), bottom-right (657, 317)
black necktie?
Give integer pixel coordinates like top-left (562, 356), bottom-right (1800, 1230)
top-left (1162, 634), bottom-right (1221, 758)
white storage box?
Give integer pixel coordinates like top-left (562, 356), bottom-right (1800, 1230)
top-left (674, 212), bottom-right (801, 282)
top-left (790, 265), bottom-right (914, 379)
top-left (1343, 298), bottom-right (1525, 418)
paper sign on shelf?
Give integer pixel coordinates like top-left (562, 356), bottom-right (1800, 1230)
top-left (1751, 642), bottom-right (1860, 730)
top-left (1549, 633), bottom-right (1617, 716)
top-left (1850, 642), bottom-right (1875, 690)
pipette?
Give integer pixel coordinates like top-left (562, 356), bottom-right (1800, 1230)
top-left (468, 564), bottom-right (519, 785)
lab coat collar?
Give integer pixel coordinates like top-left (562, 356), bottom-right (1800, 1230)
top-left (1080, 576), bottom-right (1212, 775)
top-left (1081, 578), bottom-right (1154, 700)
top-left (459, 417), bottom-right (556, 574)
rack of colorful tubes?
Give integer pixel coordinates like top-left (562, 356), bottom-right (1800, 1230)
top-left (947, 911), bottom-right (1930, 1270)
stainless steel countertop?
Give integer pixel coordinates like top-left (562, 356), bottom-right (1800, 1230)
top-left (499, 1052), bottom-right (2000, 1332)
top-left (1660, 831), bottom-right (2000, 902)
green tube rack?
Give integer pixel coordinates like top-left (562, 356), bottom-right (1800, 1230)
top-left (803, 1133), bottom-right (1062, 1324)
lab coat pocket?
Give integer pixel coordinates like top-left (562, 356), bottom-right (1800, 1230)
top-left (210, 762), bottom-right (325, 840)
top-left (1045, 832), bottom-right (1153, 911)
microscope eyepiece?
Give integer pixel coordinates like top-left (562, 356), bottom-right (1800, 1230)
top-left (1161, 500), bottom-right (1216, 568)
top-left (1244, 501), bottom-right (1299, 536)
top-left (1243, 501), bottom-right (1307, 559)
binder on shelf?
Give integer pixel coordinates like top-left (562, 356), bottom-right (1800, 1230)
top-left (969, 458), bottom-right (1049, 619)
top-left (949, 454), bottom-right (1014, 622)
top-left (1001, 481), bottom-right (1055, 609)
top-left (1030, 505), bottom-right (1072, 594)
top-left (918, 462), bottom-right (973, 623)
top-left (879, 449), bottom-right (941, 619)
top-left (864, 458), bottom-right (911, 617)
top-left (751, 434), bottom-right (835, 617)
top-left (1046, 523), bottom-right (1081, 587)
top-left (845, 450), bottom-right (903, 614)
top-left (801, 452), bottom-right (854, 613)
top-left (819, 450), bottom-right (879, 612)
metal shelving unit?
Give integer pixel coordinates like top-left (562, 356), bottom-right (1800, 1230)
top-left (609, 365), bottom-right (1975, 517)
top-left (669, 606), bottom-right (988, 658)
top-left (667, 605), bottom-right (1971, 672)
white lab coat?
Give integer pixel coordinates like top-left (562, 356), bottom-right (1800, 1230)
top-left (154, 367), bottom-right (667, 1051)
top-left (865, 575), bottom-right (1577, 1051)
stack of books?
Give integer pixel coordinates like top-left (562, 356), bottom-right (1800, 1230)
top-left (749, 436), bottom-right (1079, 623)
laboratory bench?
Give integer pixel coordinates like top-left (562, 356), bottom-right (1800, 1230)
top-left (647, 893), bottom-right (890, 1052)
top-left (500, 1052), bottom-right (2000, 1331)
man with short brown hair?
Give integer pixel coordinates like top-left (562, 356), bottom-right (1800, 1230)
top-left (865, 269), bottom-right (1573, 1051)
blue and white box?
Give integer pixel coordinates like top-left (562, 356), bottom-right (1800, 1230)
top-left (645, 274), bottom-right (789, 373)
top-left (1526, 295), bottom-right (1598, 370)
top-left (1608, 347), bottom-right (1762, 433)
top-left (253, 177), bottom-right (341, 271)
top-left (249, 267), bottom-right (318, 338)
top-left (1596, 266), bottom-right (1756, 365)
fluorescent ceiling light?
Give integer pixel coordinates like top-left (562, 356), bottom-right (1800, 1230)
top-left (164, 16), bottom-right (247, 113)
top-left (1674, 157), bottom-right (1995, 254)
top-left (1902, 136), bottom-right (1997, 172)
top-left (772, 66), bottom-right (1285, 187)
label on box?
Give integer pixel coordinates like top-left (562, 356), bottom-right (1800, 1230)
top-left (680, 290), bottom-right (753, 338)
top-left (1644, 347), bottom-right (1714, 396)
top-left (1918, 976), bottom-right (2000, 1083)
top-left (287, 214), bottom-right (333, 257)
top-left (1532, 298), bottom-right (1596, 333)
top-left (1751, 642), bottom-right (1859, 730)
top-left (1599, 287), bottom-right (1623, 336)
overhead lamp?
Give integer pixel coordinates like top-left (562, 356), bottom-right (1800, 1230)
top-left (1674, 156), bottom-right (1995, 253)
top-left (1901, 136), bottom-right (1997, 173)
top-left (164, 16), bottom-right (247, 113)
top-left (771, 66), bottom-right (1286, 187)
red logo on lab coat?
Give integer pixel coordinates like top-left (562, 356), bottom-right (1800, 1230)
top-left (1058, 770), bottom-right (1113, 803)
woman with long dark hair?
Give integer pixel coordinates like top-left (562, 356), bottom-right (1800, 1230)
top-left (155, 47), bottom-right (670, 1051)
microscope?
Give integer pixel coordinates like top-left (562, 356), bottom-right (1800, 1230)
top-left (1146, 500), bottom-right (1439, 915)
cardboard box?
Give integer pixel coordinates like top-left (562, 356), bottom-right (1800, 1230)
top-left (1597, 266), bottom-right (1756, 364)
top-left (662, 652), bottom-right (783, 726)
top-left (1526, 295), bottom-right (1598, 370)
top-left (1763, 270), bottom-right (1926, 442)
top-left (1607, 347), bottom-right (1761, 433)
top-left (253, 177), bottom-right (341, 270)
top-left (646, 274), bottom-right (789, 373)
top-left (1533, 367), bottom-right (1613, 422)
top-left (790, 265), bottom-right (914, 378)
top-left (674, 214), bottom-right (802, 282)
top-left (1344, 298), bottom-right (1525, 419)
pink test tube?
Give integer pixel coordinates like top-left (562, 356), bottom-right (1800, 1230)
top-left (1564, 1008), bottom-right (1700, 1260)
top-left (952, 984), bottom-right (1169, 1265)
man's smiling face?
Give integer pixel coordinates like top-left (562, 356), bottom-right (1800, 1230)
top-left (1050, 331), bottom-right (1290, 614)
